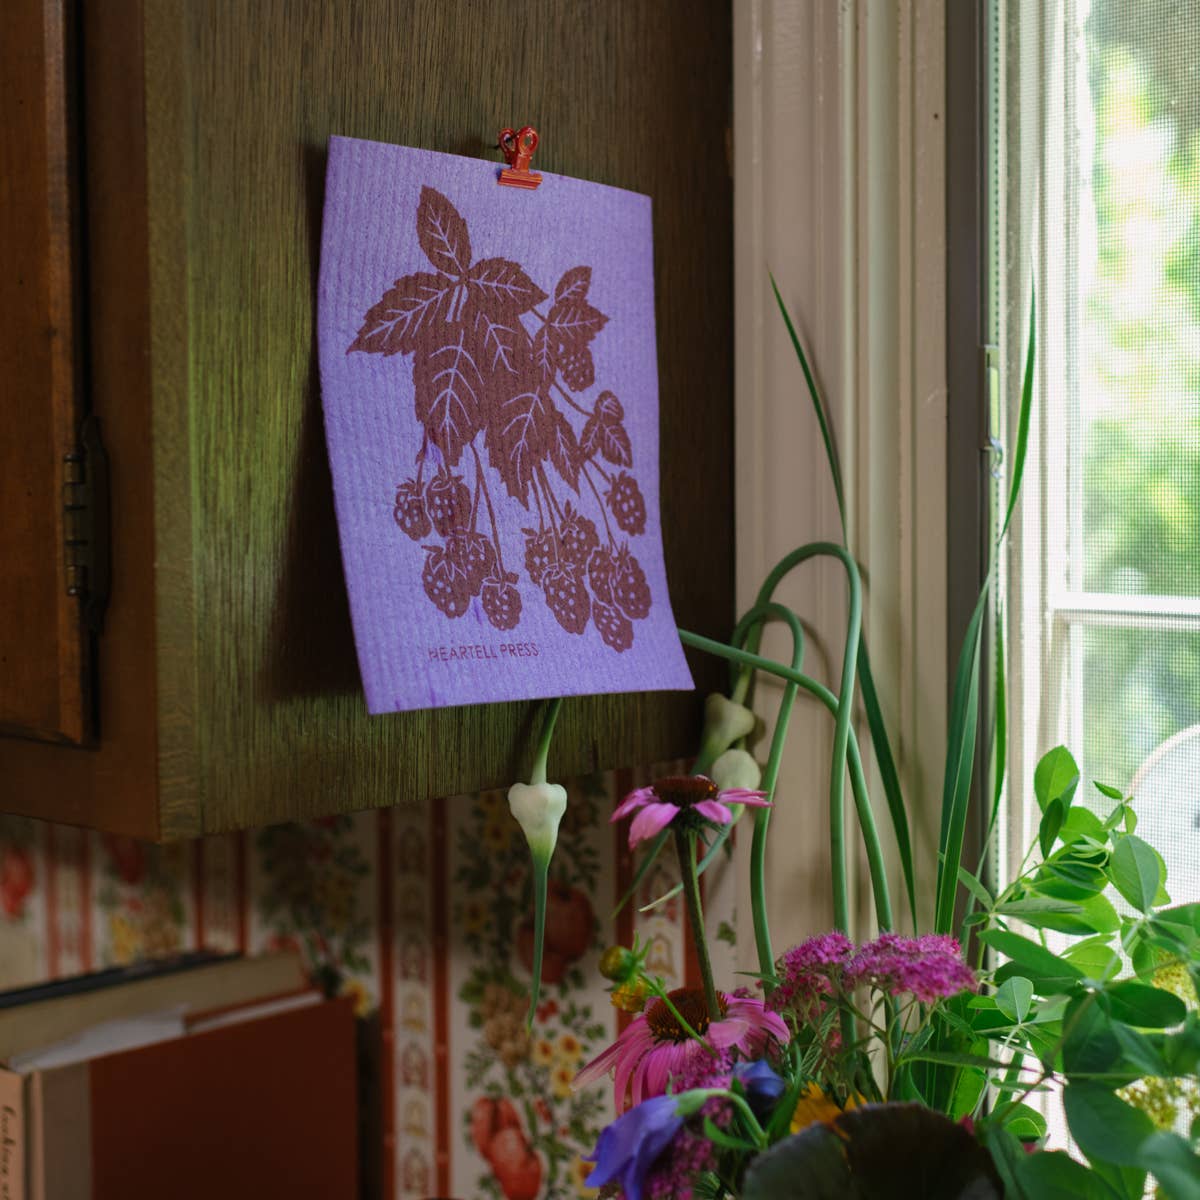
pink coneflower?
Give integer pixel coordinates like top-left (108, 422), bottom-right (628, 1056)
top-left (573, 987), bottom-right (789, 1111)
top-left (611, 775), bottom-right (771, 848)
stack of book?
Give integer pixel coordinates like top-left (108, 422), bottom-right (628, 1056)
top-left (0, 951), bottom-right (357, 1199)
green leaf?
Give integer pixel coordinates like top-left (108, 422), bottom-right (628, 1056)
top-left (1015, 1151), bottom-right (1123, 1200)
top-left (1004, 892), bottom-right (1120, 936)
top-left (994, 976), bottom-right (1034, 1024)
top-left (1063, 996), bottom-right (1126, 1081)
top-left (1039, 800), bottom-right (1067, 859)
top-left (1063, 1084), bottom-right (1156, 1167)
top-left (1060, 806), bottom-right (1107, 844)
top-left (1137, 1132), bottom-right (1200, 1199)
top-left (701, 1116), bottom-right (757, 1152)
top-left (936, 586), bottom-right (987, 934)
top-left (1001, 289), bottom-right (1036, 538)
top-left (1064, 937), bottom-right (1122, 981)
top-left (1103, 980), bottom-right (1187, 1028)
top-left (958, 865), bottom-right (994, 909)
top-left (1109, 835), bottom-right (1163, 913)
top-left (1110, 1022), bottom-right (1170, 1078)
top-left (1090, 1159), bottom-right (1149, 1200)
top-left (981, 929), bottom-right (1085, 992)
top-left (741, 1123), bottom-right (849, 1200)
top-left (1001, 1103), bottom-right (1047, 1143)
top-left (1094, 781), bottom-right (1124, 801)
top-left (1034, 747), bottom-right (1080, 814)
top-left (894, 1048), bottom-right (1009, 1072)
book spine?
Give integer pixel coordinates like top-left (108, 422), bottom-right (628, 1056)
top-left (0, 1069), bottom-right (24, 1200)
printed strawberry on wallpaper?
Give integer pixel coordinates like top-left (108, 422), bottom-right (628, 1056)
top-left (350, 186), bottom-right (654, 651)
top-left (515, 880), bottom-right (595, 985)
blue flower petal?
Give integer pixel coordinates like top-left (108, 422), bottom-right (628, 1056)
top-left (585, 1094), bottom-right (685, 1200)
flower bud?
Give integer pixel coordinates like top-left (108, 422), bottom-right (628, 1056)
top-left (507, 781), bottom-right (568, 861)
top-left (598, 945), bottom-right (637, 982)
top-left (610, 980), bottom-right (648, 1014)
top-left (711, 748), bottom-right (763, 792)
top-left (701, 693), bottom-right (756, 758)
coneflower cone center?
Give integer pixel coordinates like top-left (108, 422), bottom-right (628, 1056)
top-left (652, 775), bottom-right (719, 809)
top-left (646, 987), bottom-right (727, 1042)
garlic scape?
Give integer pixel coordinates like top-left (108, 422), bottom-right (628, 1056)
top-left (506, 697), bottom-right (565, 1028)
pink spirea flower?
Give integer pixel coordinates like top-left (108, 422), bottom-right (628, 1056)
top-left (612, 775), bottom-right (771, 849)
top-left (844, 932), bottom-right (978, 1003)
top-left (767, 931), bottom-right (854, 1020)
top-left (573, 988), bottom-right (789, 1112)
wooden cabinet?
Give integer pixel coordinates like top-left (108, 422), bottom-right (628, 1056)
top-left (0, 0), bottom-right (733, 840)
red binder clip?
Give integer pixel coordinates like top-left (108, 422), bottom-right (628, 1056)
top-left (498, 126), bottom-right (541, 190)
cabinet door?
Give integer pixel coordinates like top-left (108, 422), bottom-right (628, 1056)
top-left (0, 0), bottom-right (87, 744)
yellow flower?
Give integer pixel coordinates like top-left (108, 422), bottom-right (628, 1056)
top-left (532, 1038), bottom-right (556, 1067)
top-left (790, 1082), bottom-right (862, 1134)
top-left (339, 978), bottom-right (374, 1018)
top-left (556, 1032), bottom-right (583, 1064)
top-left (462, 898), bottom-right (489, 935)
top-left (483, 819), bottom-right (511, 854)
top-left (479, 790), bottom-right (507, 819)
top-left (109, 914), bottom-right (142, 965)
top-left (570, 1156), bottom-right (598, 1196)
top-left (610, 980), bottom-right (648, 1014)
top-left (551, 1062), bottom-right (575, 1099)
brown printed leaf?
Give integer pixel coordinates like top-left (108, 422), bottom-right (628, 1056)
top-left (347, 271), bottom-right (458, 356)
top-left (473, 309), bottom-right (531, 379)
top-left (467, 258), bottom-right (548, 315)
top-left (581, 414), bottom-right (632, 467)
top-left (485, 385), bottom-right (549, 507)
top-left (413, 330), bottom-right (484, 466)
top-left (553, 265), bottom-right (592, 304)
top-left (417, 186), bottom-right (472, 276)
top-left (559, 345), bottom-right (595, 392)
top-left (546, 298), bottom-right (608, 349)
top-left (532, 325), bottom-right (558, 386)
top-left (538, 392), bottom-right (582, 492)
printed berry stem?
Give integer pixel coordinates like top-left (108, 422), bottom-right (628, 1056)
top-left (415, 434), bottom-right (429, 486)
top-left (581, 461), bottom-right (616, 549)
top-left (469, 454), bottom-right (483, 530)
top-left (588, 459), bottom-right (614, 486)
top-left (470, 444), bottom-right (507, 575)
top-left (550, 379), bottom-right (594, 419)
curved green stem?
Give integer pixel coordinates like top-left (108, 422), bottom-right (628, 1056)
top-left (675, 827), bottom-right (721, 1021)
top-left (677, 628), bottom-right (893, 932)
top-left (741, 544), bottom-right (862, 933)
top-left (531, 697), bottom-right (563, 785)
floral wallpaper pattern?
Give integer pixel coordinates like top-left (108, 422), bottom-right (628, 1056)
top-left (0, 765), bottom-right (736, 1200)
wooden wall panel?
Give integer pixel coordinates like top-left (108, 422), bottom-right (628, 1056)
top-left (1, 0), bottom-right (733, 838)
top-left (0, 0), bottom-right (86, 744)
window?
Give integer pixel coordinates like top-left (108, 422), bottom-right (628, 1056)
top-left (996, 0), bottom-right (1200, 909)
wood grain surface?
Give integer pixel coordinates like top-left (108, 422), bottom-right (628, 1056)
top-left (0, 0), bottom-right (85, 744)
top-left (2, 0), bottom-right (733, 838)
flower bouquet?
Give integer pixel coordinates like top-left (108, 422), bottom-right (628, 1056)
top-left (505, 289), bottom-right (1200, 1198)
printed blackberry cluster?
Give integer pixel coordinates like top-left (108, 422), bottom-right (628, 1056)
top-left (354, 186), bottom-right (654, 649)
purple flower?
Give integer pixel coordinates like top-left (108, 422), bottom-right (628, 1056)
top-left (768, 932), bottom-right (855, 1019)
top-left (844, 932), bottom-right (977, 1003)
top-left (612, 775), bottom-right (771, 848)
top-left (585, 1094), bottom-right (686, 1200)
top-left (733, 1059), bottom-right (786, 1117)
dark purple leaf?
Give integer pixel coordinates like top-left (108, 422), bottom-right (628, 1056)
top-left (417, 186), bottom-right (472, 276)
top-left (467, 257), bottom-right (548, 315)
top-left (347, 272), bottom-right (458, 356)
top-left (532, 325), bottom-right (558, 386)
top-left (473, 309), bottom-right (531, 379)
top-left (413, 330), bottom-right (484, 466)
top-left (581, 414), bottom-right (632, 468)
top-left (553, 265), bottom-right (592, 304)
top-left (484, 385), bottom-right (549, 506)
top-left (538, 392), bottom-right (582, 492)
top-left (545, 298), bottom-right (608, 349)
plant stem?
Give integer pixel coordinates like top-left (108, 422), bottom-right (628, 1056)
top-left (674, 826), bottom-right (721, 1021)
top-left (530, 697), bottom-right (563, 786)
top-left (527, 860), bottom-right (548, 1032)
top-left (678, 627), bottom-right (893, 932)
top-left (645, 979), bottom-right (713, 1052)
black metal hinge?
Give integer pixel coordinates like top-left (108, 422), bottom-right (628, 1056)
top-left (62, 414), bottom-right (111, 635)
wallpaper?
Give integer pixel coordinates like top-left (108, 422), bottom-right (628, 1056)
top-left (0, 764), bottom-right (736, 1200)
